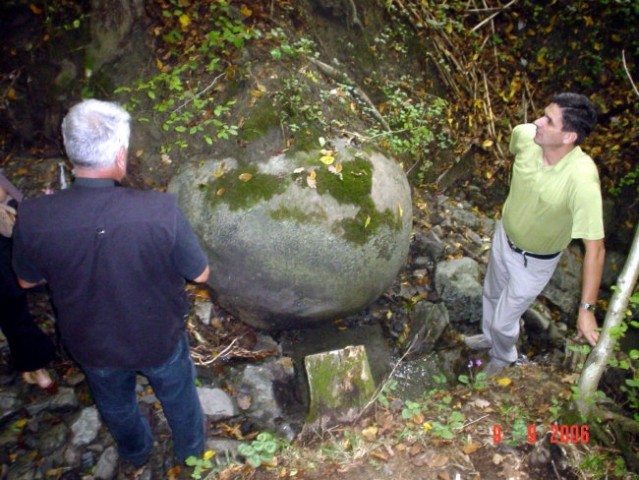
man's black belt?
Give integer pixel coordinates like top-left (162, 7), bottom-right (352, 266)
top-left (506, 237), bottom-right (560, 267)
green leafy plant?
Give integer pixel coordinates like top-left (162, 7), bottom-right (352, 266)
top-left (401, 400), bottom-right (423, 422)
top-left (237, 432), bottom-right (286, 468)
top-left (113, 0), bottom-right (257, 152)
top-left (427, 410), bottom-right (465, 440)
top-left (376, 378), bottom-right (398, 407)
top-left (458, 359), bottom-right (487, 390)
top-left (366, 83), bottom-right (452, 184)
top-left (185, 450), bottom-right (214, 479)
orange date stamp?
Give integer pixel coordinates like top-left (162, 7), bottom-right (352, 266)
top-left (492, 424), bottom-right (590, 444)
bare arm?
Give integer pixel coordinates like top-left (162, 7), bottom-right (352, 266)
top-left (576, 238), bottom-right (605, 346)
top-left (192, 265), bottom-right (210, 284)
top-left (17, 277), bottom-right (45, 289)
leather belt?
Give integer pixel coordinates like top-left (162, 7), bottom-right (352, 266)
top-left (506, 237), bottom-right (560, 267)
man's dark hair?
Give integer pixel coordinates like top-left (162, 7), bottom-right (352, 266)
top-left (552, 92), bottom-right (597, 145)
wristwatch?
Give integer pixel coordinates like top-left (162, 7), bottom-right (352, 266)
top-left (579, 302), bottom-right (596, 313)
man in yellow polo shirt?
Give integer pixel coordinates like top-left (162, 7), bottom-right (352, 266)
top-left (465, 92), bottom-right (605, 377)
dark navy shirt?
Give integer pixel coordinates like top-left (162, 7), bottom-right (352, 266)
top-left (12, 177), bottom-right (208, 368)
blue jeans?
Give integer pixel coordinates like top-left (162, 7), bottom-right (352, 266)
top-left (83, 333), bottom-right (204, 466)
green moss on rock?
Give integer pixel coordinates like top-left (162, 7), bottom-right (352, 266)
top-left (304, 346), bottom-right (376, 423)
top-left (240, 97), bottom-right (280, 142)
top-left (204, 164), bottom-right (286, 211)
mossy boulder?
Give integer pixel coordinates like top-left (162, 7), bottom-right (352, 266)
top-left (168, 140), bottom-right (412, 330)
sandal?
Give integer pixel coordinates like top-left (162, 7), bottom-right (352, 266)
top-left (22, 369), bottom-right (54, 389)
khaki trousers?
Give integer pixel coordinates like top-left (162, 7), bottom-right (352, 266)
top-left (482, 221), bottom-right (562, 363)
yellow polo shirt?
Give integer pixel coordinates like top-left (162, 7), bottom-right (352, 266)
top-left (502, 123), bottom-right (604, 254)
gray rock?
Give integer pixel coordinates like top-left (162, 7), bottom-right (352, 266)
top-left (204, 438), bottom-right (242, 462)
top-left (602, 250), bottom-right (626, 287)
top-left (451, 208), bottom-right (479, 229)
top-left (435, 257), bottom-right (483, 323)
top-left (94, 446), bottom-right (119, 480)
top-left (25, 387), bottom-right (79, 416)
top-left (169, 142), bottom-right (412, 330)
top-left (237, 359), bottom-right (296, 435)
top-left (0, 387), bottom-right (23, 422)
top-left (197, 387), bottom-right (236, 420)
top-left (408, 301), bottom-right (450, 354)
top-left (71, 406), bottom-right (101, 447)
top-left (37, 422), bottom-right (69, 455)
top-left (541, 245), bottom-right (582, 315)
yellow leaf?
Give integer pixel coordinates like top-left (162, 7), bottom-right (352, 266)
top-left (7, 88), bottom-right (17, 100)
top-left (29, 4), bottom-right (43, 14)
top-left (216, 188), bottom-right (225, 196)
top-left (364, 216), bottom-right (371, 228)
top-left (156, 58), bottom-right (164, 71)
top-left (496, 377), bottom-right (512, 387)
top-left (239, 5), bottom-right (253, 17)
top-left (203, 450), bottom-right (215, 460)
top-left (178, 14), bottom-right (191, 30)
top-left (320, 154), bottom-right (335, 165)
top-left (362, 426), bottom-right (378, 442)
top-left (398, 204), bottom-right (403, 218)
top-left (249, 89), bottom-right (264, 97)
top-left (422, 422), bottom-right (432, 432)
top-left (212, 163), bottom-right (227, 178)
top-left (14, 418), bottom-right (28, 428)
top-left (482, 139), bottom-right (494, 148)
top-left (238, 173), bottom-right (253, 182)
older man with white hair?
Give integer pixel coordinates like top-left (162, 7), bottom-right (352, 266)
top-left (12, 99), bottom-right (210, 469)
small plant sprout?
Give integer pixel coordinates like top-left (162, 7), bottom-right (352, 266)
top-left (458, 359), bottom-right (487, 390)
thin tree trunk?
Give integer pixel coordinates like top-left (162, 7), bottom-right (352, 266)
top-left (576, 223), bottom-right (639, 418)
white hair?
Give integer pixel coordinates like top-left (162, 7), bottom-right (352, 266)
top-left (61, 99), bottom-right (131, 169)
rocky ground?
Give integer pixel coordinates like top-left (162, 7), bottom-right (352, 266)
top-left (1, 153), bottom-right (632, 480)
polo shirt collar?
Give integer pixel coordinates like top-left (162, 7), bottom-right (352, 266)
top-left (73, 177), bottom-right (118, 188)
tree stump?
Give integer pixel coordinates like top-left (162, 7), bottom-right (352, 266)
top-left (303, 345), bottom-right (376, 433)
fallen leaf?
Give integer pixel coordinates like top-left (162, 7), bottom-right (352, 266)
top-left (320, 153), bottom-right (335, 165)
top-left (492, 453), bottom-right (505, 465)
top-left (371, 450), bottom-right (389, 461)
top-left (361, 426), bottom-right (378, 442)
top-left (29, 4), bottom-right (43, 14)
top-left (239, 5), bottom-right (253, 17)
top-left (462, 442), bottom-right (482, 454)
top-left (166, 465), bottom-right (181, 480)
top-left (561, 373), bottom-right (580, 384)
top-left (412, 450), bottom-right (449, 468)
top-left (238, 172), bottom-right (253, 182)
top-left (178, 14), bottom-right (191, 30)
top-left (469, 398), bottom-right (491, 409)
top-left (306, 170), bottom-right (317, 189)
top-left (496, 377), bottom-right (512, 387)
top-left (216, 188), bottom-right (225, 196)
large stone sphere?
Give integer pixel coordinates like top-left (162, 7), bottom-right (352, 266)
top-left (169, 142), bottom-right (412, 330)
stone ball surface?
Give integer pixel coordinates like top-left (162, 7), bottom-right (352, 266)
top-left (169, 144), bottom-right (412, 330)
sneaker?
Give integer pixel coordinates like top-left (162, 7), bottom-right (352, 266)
top-left (483, 358), bottom-right (511, 378)
top-left (463, 334), bottom-right (492, 350)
